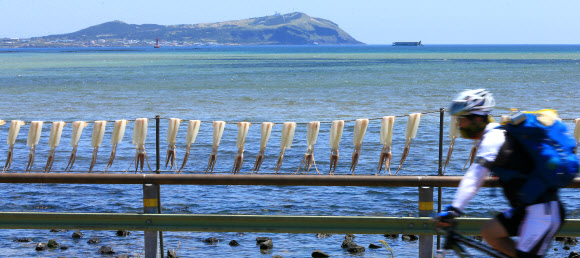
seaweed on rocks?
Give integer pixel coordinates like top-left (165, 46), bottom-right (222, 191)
top-left (47, 239), bottom-right (60, 248)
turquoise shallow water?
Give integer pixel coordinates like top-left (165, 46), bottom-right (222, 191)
top-left (0, 45), bottom-right (579, 257)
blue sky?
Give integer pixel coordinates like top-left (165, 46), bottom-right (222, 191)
top-left (2, 0), bottom-right (579, 44)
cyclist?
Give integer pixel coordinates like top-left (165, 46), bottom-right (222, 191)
top-left (436, 89), bottom-right (565, 258)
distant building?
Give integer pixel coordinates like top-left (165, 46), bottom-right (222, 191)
top-left (392, 41), bottom-right (422, 46)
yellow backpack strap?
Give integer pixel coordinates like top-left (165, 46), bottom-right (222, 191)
top-left (501, 109), bottom-right (560, 126)
top-left (524, 109), bottom-right (559, 126)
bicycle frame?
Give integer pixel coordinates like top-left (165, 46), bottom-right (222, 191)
top-left (439, 229), bottom-right (510, 258)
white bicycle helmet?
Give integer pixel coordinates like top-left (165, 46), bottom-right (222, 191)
top-left (449, 89), bottom-right (495, 116)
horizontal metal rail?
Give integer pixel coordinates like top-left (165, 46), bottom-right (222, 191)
top-left (1, 173), bottom-right (580, 188)
top-left (0, 174), bottom-right (469, 186)
top-left (0, 212), bottom-right (579, 236)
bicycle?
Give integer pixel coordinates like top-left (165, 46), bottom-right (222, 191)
top-left (436, 224), bottom-right (510, 258)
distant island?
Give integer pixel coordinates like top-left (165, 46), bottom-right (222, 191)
top-left (1, 12), bottom-right (363, 48)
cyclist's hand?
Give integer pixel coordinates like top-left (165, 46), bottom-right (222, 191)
top-left (434, 205), bottom-right (462, 229)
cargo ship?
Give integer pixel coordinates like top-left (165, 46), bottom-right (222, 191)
top-left (392, 41), bottom-right (422, 46)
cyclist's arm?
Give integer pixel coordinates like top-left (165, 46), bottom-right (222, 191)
top-left (451, 125), bottom-right (505, 212)
top-left (452, 163), bottom-right (490, 211)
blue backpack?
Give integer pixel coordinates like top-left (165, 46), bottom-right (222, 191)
top-left (499, 110), bottom-right (579, 204)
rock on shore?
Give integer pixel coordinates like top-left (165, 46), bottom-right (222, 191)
top-left (97, 246), bottom-right (115, 254)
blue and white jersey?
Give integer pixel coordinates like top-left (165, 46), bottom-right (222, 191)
top-left (452, 123), bottom-right (504, 211)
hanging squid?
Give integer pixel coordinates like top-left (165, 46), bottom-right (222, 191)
top-left (178, 120), bottom-right (201, 173)
top-left (251, 122), bottom-right (274, 174)
top-left (25, 121), bottom-right (44, 172)
top-left (395, 113), bottom-right (421, 174)
top-left (131, 118), bottom-right (151, 173)
top-left (3, 120), bottom-right (25, 172)
top-left (44, 121), bottom-right (66, 173)
top-left (104, 119), bottom-right (127, 172)
top-left (463, 140), bottom-right (479, 171)
top-left (165, 118), bottom-right (181, 171)
top-left (329, 120), bottom-right (344, 175)
top-left (574, 118), bottom-right (580, 153)
top-left (65, 121), bottom-right (88, 172)
top-left (232, 122), bottom-right (251, 174)
top-left (443, 116), bottom-right (460, 172)
top-left (377, 116), bottom-right (395, 175)
top-left (88, 120), bottom-right (107, 173)
top-left (206, 121), bottom-right (226, 174)
top-left (274, 122), bottom-right (296, 174)
top-left (297, 121), bottom-right (320, 174)
top-left (349, 118), bottom-right (369, 175)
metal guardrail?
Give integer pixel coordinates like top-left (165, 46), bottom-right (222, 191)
top-left (1, 212), bottom-right (580, 237)
top-left (0, 212), bottom-right (436, 234)
top-left (4, 173), bottom-right (580, 258)
top-left (1, 173), bottom-right (580, 187)
top-left (1, 173), bottom-right (471, 186)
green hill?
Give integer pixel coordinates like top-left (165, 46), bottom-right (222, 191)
top-left (39, 12), bottom-right (363, 45)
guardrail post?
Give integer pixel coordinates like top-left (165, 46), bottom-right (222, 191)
top-left (144, 183), bottom-right (159, 258)
top-left (155, 115), bottom-right (164, 258)
top-left (437, 107), bottom-right (444, 249)
top-left (419, 186), bottom-right (434, 258)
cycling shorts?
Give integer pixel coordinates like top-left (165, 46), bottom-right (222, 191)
top-left (497, 200), bottom-right (565, 257)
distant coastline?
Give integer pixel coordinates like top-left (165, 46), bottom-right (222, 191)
top-left (3, 43), bottom-right (580, 51)
top-left (1, 12), bottom-right (364, 48)
top-left (0, 37), bottom-right (231, 48)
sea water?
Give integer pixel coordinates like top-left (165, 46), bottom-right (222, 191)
top-left (0, 45), bottom-right (579, 257)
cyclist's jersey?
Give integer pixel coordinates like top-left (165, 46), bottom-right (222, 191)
top-left (452, 123), bottom-right (503, 211)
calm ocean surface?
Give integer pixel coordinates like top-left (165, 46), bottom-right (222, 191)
top-left (0, 45), bottom-right (579, 257)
